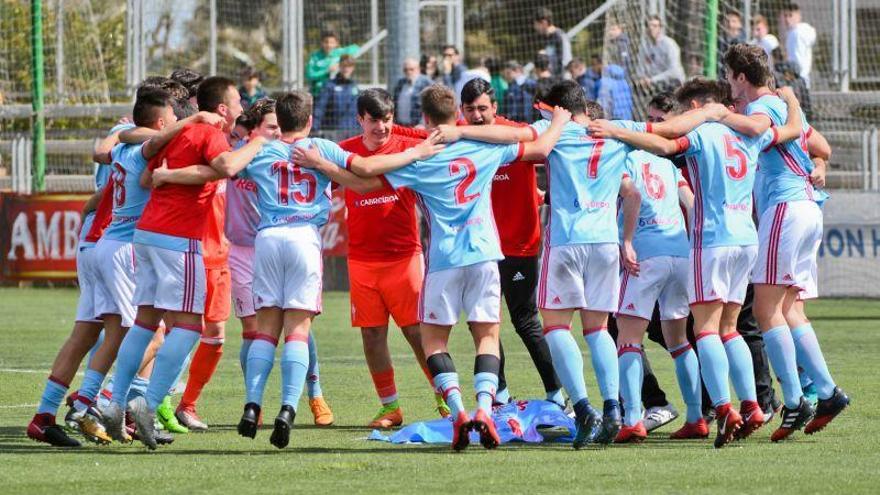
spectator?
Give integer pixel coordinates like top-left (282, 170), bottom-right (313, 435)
top-left (718, 11), bottom-right (746, 77)
top-left (532, 7), bottom-right (572, 78)
top-left (596, 60), bottom-right (633, 120)
top-left (238, 67), bottom-right (267, 110)
top-left (533, 53), bottom-right (554, 81)
top-left (780, 2), bottom-right (816, 87)
top-left (773, 55), bottom-right (812, 121)
top-left (567, 56), bottom-right (601, 101)
top-left (750, 14), bottom-right (780, 64)
top-left (685, 54), bottom-right (704, 78)
top-left (392, 58), bottom-right (432, 126)
top-left (607, 22), bottom-right (634, 75)
top-left (638, 15), bottom-right (685, 92)
top-left (420, 54), bottom-right (441, 82)
top-left (486, 58), bottom-right (508, 113)
top-left (501, 60), bottom-right (536, 123)
top-left (305, 31), bottom-right (359, 96)
top-left (440, 45), bottom-right (467, 88)
top-left (313, 55), bottom-right (360, 132)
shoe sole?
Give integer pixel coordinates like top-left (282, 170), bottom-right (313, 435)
top-left (451, 422), bottom-right (470, 451)
top-left (238, 417), bottom-right (258, 439)
top-left (176, 414), bottom-right (209, 431)
top-left (471, 419), bottom-right (499, 450)
top-left (27, 428), bottom-right (82, 448)
top-left (269, 418), bottom-right (291, 449)
top-left (130, 403), bottom-right (158, 450)
top-left (805, 410), bottom-right (846, 435)
top-left (734, 418), bottom-right (764, 441)
top-left (713, 418), bottom-right (742, 448)
top-left (669, 433), bottom-right (709, 440)
top-left (614, 434), bottom-right (647, 444)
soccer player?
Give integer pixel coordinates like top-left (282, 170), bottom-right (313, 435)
top-left (591, 78), bottom-right (805, 447)
top-left (308, 84), bottom-right (570, 451)
top-left (102, 76), bottom-right (262, 450)
top-left (337, 88), bottom-right (448, 427)
top-left (723, 44), bottom-right (849, 440)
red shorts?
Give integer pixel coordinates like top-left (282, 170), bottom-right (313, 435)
top-left (348, 254), bottom-right (423, 328)
top-left (204, 266), bottom-right (231, 323)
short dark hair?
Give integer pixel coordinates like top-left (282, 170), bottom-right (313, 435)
top-left (648, 92), bottom-right (676, 113)
top-left (139, 76), bottom-right (170, 91)
top-left (545, 80), bottom-right (587, 116)
top-left (321, 30), bottom-right (338, 41)
top-left (723, 43), bottom-right (772, 86)
top-left (725, 11), bottom-right (742, 20)
top-left (338, 54), bottom-right (356, 68)
top-left (132, 87), bottom-right (173, 127)
top-left (241, 97), bottom-right (276, 129)
top-left (169, 68), bottom-right (204, 99)
top-left (534, 53), bottom-right (551, 72)
top-left (241, 66), bottom-right (260, 81)
top-left (505, 60), bottom-right (522, 72)
top-left (357, 88), bottom-right (394, 119)
top-left (160, 80), bottom-right (189, 101)
top-left (534, 7), bottom-right (553, 23)
top-left (196, 76), bottom-right (236, 113)
top-left (675, 78), bottom-right (732, 107)
top-left (584, 100), bottom-right (605, 120)
top-left (532, 77), bottom-right (557, 105)
top-left (647, 14), bottom-right (663, 25)
top-left (420, 84), bottom-right (456, 125)
top-left (782, 3), bottom-right (800, 12)
top-left (461, 78), bottom-right (495, 105)
top-left (172, 98), bottom-right (197, 120)
top-left (275, 90), bottom-right (313, 132)
top-left (441, 44), bottom-right (459, 55)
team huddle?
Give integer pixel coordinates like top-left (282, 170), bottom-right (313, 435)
top-left (27, 43), bottom-right (849, 452)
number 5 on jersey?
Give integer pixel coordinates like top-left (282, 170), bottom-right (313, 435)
top-left (272, 160), bottom-right (317, 204)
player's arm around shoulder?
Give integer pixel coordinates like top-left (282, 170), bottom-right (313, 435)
top-left (437, 122), bottom-right (536, 145)
top-left (590, 118), bottom-right (687, 157)
top-left (293, 142), bottom-right (385, 195)
top-left (211, 135), bottom-right (268, 178)
top-left (649, 104), bottom-right (727, 138)
top-left (520, 106), bottom-right (572, 161)
top-left (142, 111), bottom-right (225, 160)
top-left (345, 132), bottom-right (444, 177)
top-left (769, 86), bottom-right (807, 146)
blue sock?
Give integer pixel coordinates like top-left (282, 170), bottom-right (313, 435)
top-left (240, 334), bottom-right (254, 379)
top-left (85, 330), bottom-right (105, 369)
top-left (281, 338), bottom-right (309, 410)
top-left (111, 323), bottom-right (156, 408)
top-left (695, 333), bottom-right (731, 407)
top-left (583, 328), bottom-right (619, 402)
top-left (495, 387), bottom-right (510, 404)
top-left (37, 377), bottom-right (68, 416)
top-left (433, 372), bottom-right (465, 417)
top-left (722, 333), bottom-right (757, 402)
top-left (546, 388), bottom-right (565, 408)
top-left (669, 343), bottom-right (702, 423)
top-left (474, 372), bottom-right (499, 414)
top-left (791, 323), bottom-right (836, 399)
top-left (544, 327), bottom-right (588, 404)
top-left (618, 344), bottom-right (643, 426)
top-left (127, 376), bottom-right (149, 402)
top-left (763, 326), bottom-right (803, 408)
top-left (245, 338), bottom-right (276, 406)
top-left (799, 368), bottom-right (813, 388)
top-left (74, 368), bottom-right (106, 412)
top-left (145, 326), bottom-right (201, 410)
top-left (306, 333), bottom-right (322, 399)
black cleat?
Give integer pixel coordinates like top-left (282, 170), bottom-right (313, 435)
top-left (269, 405), bottom-right (295, 449)
top-left (154, 429), bottom-right (175, 445)
top-left (572, 405), bottom-right (601, 450)
top-left (805, 387), bottom-right (850, 435)
top-left (771, 397), bottom-right (814, 442)
top-left (27, 414), bottom-right (81, 447)
top-left (237, 402), bottom-right (261, 439)
top-left (595, 407), bottom-right (622, 445)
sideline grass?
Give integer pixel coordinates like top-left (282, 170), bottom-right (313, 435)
top-left (1, 288), bottom-right (878, 494)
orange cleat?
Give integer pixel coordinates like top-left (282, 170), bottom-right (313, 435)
top-left (368, 403), bottom-right (403, 428)
top-left (309, 397), bottom-right (335, 426)
top-left (713, 403), bottom-right (743, 448)
top-left (451, 411), bottom-right (472, 451)
top-left (669, 419), bottom-right (710, 439)
top-left (614, 421), bottom-right (648, 443)
top-left (735, 400), bottom-right (765, 441)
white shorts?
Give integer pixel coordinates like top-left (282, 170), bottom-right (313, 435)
top-left (752, 201), bottom-right (822, 296)
top-left (75, 245), bottom-right (101, 323)
top-left (252, 225), bottom-right (322, 313)
top-left (689, 245), bottom-right (758, 305)
top-left (538, 242), bottom-right (620, 312)
top-left (419, 261), bottom-right (500, 326)
top-left (229, 243), bottom-right (256, 318)
top-left (133, 242), bottom-right (206, 314)
top-left (93, 238), bottom-right (137, 327)
top-left (617, 256), bottom-right (689, 321)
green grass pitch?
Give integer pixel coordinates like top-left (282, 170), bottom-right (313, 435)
top-left (1, 288), bottom-right (879, 494)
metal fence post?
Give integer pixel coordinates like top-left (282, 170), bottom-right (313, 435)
top-left (386, 0), bottom-right (420, 91)
top-left (863, 128), bottom-right (870, 190)
top-left (371, 0), bottom-right (380, 86)
top-left (871, 127), bottom-right (879, 191)
top-left (56, 0), bottom-right (65, 100)
top-left (209, 0), bottom-right (217, 76)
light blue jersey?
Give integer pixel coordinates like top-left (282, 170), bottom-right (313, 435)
top-left (383, 139), bottom-right (524, 272)
top-left (619, 150), bottom-right (689, 260)
top-left (681, 122), bottom-right (775, 248)
top-left (240, 137), bottom-right (350, 230)
top-left (746, 94), bottom-right (828, 214)
top-left (103, 143), bottom-right (151, 242)
top-left (95, 123), bottom-right (136, 190)
top-left (531, 119), bottom-right (632, 247)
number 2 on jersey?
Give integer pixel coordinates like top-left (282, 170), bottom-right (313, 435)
top-left (723, 135), bottom-right (748, 181)
top-left (272, 160), bottom-right (317, 204)
top-left (449, 158), bottom-right (479, 204)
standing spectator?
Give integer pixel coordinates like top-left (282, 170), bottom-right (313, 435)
top-left (501, 60), bottom-right (535, 123)
top-left (718, 11), bottom-right (746, 77)
top-left (238, 67), bottom-right (267, 110)
top-left (532, 53), bottom-right (554, 81)
top-left (750, 14), bottom-right (780, 63)
top-left (440, 45), bottom-right (467, 88)
top-left (313, 55), bottom-right (360, 132)
top-left (420, 54), bottom-right (441, 82)
top-left (637, 15), bottom-right (685, 92)
top-left (780, 2), bottom-right (816, 87)
top-left (596, 59), bottom-right (633, 120)
top-left (305, 31), bottom-right (359, 96)
top-left (607, 22), bottom-right (634, 76)
top-left (568, 56), bottom-right (602, 101)
top-left (532, 7), bottom-right (572, 78)
top-left (392, 58), bottom-right (432, 126)
top-left (486, 58), bottom-right (508, 113)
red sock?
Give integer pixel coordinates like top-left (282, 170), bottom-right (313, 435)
top-left (178, 341), bottom-right (224, 411)
top-left (370, 368), bottom-right (398, 405)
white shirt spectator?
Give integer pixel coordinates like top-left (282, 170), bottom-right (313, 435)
top-left (752, 33), bottom-right (779, 62)
top-left (786, 22), bottom-right (816, 87)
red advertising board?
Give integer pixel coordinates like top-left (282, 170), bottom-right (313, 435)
top-left (319, 188), bottom-right (349, 257)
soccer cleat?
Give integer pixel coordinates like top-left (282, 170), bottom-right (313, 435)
top-left (237, 402), bottom-right (261, 439)
top-left (734, 400), bottom-right (765, 441)
top-left (435, 393), bottom-right (451, 418)
top-left (802, 382), bottom-right (819, 407)
top-left (471, 409), bottom-right (500, 450)
top-left (368, 403), bottom-right (403, 428)
top-left (669, 419), bottom-right (710, 439)
top-left (175, 407), bottom-right (209, 431)
top-left (27, 414), bottom-right (81, 447)
top-left (595, 407), bottom-right (622, 445)
top-left (771, 397), bottom-right (814, 442)
top-left (713, 403), bottom-right (743, 449)
top-left (615, 421), bottom-right (648, 443)
top-left (762, 401), bottom-right (781, 425)
top-left (154, 429), bottom-right (175, 445)
top-left (129, 396), bottom-right (158, 450)
top-left (73, 406), bottom-right (112, 445)
top-left (805, 387), bottom-right (850, 435)
top-left (572, 406), bottom-right (601, 450)
top-left (270, 405), bottom-right (295, 449)
top-left (309, 397), bottom-right (335, 426)
top-left (101, 402), bottom-right (129, 443)
top-left (643, 404), bottom-right (679, 432)
top-left (156, 396), bottom-right (189, 434)
top-left (451, 411), bottom-right (471, 451)
top-left (63, 405), bottom-right (80, 432)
